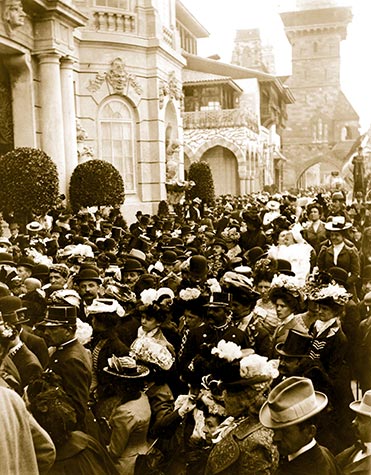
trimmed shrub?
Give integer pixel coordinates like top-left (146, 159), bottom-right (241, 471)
top-left (186, 161), bottom-right (215, 205)
top-left (69, 159), bottom-right (125, 213)
top-left (0, 147), bottom-right (59, 224)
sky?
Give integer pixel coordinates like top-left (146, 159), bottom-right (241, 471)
top-left (181, 0), bottom-right (371, 132)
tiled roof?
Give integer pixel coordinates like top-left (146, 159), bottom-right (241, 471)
top-left (182, 69), bottom-right (231, 83)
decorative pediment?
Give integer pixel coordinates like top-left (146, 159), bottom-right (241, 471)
top-left (159, 71), bottom-right (183, 109)
top-left (87, 58), bottom-right (142, 96)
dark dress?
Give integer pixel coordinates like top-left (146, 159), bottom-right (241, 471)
top-left (50, 431), bottom-right (119, 475)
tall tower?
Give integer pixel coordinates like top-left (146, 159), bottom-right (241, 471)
top-left (280, 0), bottom-right (360, 189)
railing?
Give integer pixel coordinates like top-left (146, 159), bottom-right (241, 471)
top-left (182, 108), bottom-right (259, 133)
top-left (92, 8), bottom-right (136, 33)
top-left (162, 26), bottom-right (174, 47)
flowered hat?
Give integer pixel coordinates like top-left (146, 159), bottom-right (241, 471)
top-left (309, 283), bottom-right (351, 306)
top-left (104, 355), bottom-right (150, 379)
top-left (130, 337), bottom-right (175, 371)
top-left (209, 339), bottom-right (279, 392)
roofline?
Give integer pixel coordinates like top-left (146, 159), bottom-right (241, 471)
top-left (183, 78), bottom-right (243, 94)
top-left (176, 1), bottom-right (209, 38)
top-left (184, 53), bottom-right (295, 103)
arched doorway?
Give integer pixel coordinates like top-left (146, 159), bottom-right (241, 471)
top-left (297, 160), bottom-right (341, 189)
top-left (201, 146), bottom-right (239, 196)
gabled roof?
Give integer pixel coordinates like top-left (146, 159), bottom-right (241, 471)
top-left (182, 69), bottom-right (243, 93)
top-left (184, 53), bottom-right (295, 103)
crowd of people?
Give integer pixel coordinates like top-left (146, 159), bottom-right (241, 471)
top-left (0, 187), bottom-right (370, 475)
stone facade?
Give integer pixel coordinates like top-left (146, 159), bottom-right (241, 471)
top-left (280, 1), bottom-right (360, 189)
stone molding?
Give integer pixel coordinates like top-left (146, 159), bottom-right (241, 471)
top-left (87, 57), bottom-right (142, 96)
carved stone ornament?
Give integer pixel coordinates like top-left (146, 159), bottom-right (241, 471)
top-left (76, 120), bottom-right (94, 163)
top-left (2, 0), bottom-right (26, 35)
top-left (159, 71), bottom-right (183, 109)
top-left (87, 58), bottom-right (142, 95)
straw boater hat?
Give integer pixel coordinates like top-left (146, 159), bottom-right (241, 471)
top-left (26, 221), bottom-right (44, 233)
top-left (349, 390), bottom-right (371, 417)
top-left (325, 216), bottom-right (352, 232)
top-left (259, 376), bottom-right (328, 429)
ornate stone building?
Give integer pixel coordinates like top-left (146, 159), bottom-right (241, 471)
top-left (279, 0), bottom-right (360, 189)
top-left (0, 0), bottom-right (294, 219)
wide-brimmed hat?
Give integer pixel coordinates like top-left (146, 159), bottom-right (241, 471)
top-left (0, 237), bottom-right (11, 247)
top-left (26, 221), bottom-right (44, 233)
top-left (38, 305), bottom-right (77, 326)
top-left (87, 298), bottom-right (125, 318)
top-left (325, 216), bottom-right (352, 232)
top-left (266, 200), bottom-right (280, 211)
top-left (104, 355), bottom-right (150, 379)
top-left (74, 268), bottom-right (102, 284)
top-left (276, 329), bottom-right (313, 357)
top-left (0, 296), bottom-right (29, 325)
top-left (350, 390), bottom-right (371, 417)
top-left (193, 197), bottom-right (202, 205)
top-left (246, 247), bottom-right (265, 265)
top-left (259, 376), bottom-right (328, 429)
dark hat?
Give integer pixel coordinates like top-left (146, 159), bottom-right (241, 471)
top-left (32, 264), bottom-right (50, 279)
top-left (17, 256), bottom-right (35, 269)
top-left (0, 253), bottom-right (15, 266)
top-left (120, 258), bottom-right (144, 274)
top-left (246, 247), bottom-right (265, 265)
top-left (212, 238), bottom-right (228, 253)
top-left (328, 267), bottom-right (348, 286)
top-left (74, 268), bottom-right (102, 284)
top-left (204, 292), bottom-right (231, 308)
top-left (331, 191), bottom-right (345, 201)
top-left (49, 264), bottom-right (70, 279)
top-left (161, 250), bottom-right (178, 265)
top-left (39, 305), bottom-right (77, 326)
top-left (276, 259), bottom-right (295, 277)
top-left (111, 227), bottom-right (122, 241)
top-left (362, 265), bottom-right (371, 281)
top-left (181, 225), bottom-right (192, 236)
top-left (189, 255), bottom-right (208, 277)
top-left (276, 329), bottom-right (313, 358)
top-left (0, 296), bottom-right (29, 325)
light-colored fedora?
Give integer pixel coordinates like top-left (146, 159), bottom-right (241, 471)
top-left (259, 376), bottom-right (328, 429)
top-left (350, 390), bottom-right (371, 417)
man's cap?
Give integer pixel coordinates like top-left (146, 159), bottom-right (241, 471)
top-left (38, 305), bottom-right (77, 326)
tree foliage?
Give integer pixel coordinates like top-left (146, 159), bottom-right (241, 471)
top-left (69, 159), bottom-right (125, 212)
top-left (186, 161), bottom-right (215, 205)
top-left (0, 147), bottom-right (59, 223)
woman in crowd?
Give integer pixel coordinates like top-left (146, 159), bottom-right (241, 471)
top-left (204, 344), bottom-right (279, 475)
top-left (269, 274), bottom-right (307, 354)
top-left (102, 356), bottom-right (152, 475)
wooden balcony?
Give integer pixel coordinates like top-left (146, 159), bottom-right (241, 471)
top-left (182, 108), bottom-right (259, 133)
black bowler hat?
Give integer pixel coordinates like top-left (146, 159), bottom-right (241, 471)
top-left (276, 329), bottom-right (313, 358)
top-left (276, 259), bottom-right (295, 277)
top-left (74, 268), bottom-right (102, 284)
top-left (39, 305), bottom-right (77, 326)
top-left (0, 253), bottom-right (15, 266)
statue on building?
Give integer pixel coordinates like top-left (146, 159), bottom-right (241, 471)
top-left (352, 146), bottom-right (366, 201)
top-left (2, 0), bottom-right (26, 35)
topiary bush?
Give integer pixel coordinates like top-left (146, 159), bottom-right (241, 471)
top-left (186, 161), bottom-right (215, 206)
top-left (69, 159), bottom-right (125, 213)
top-left (0, 147), bottom-right (59, 225)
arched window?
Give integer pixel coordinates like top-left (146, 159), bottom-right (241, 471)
top-left (98, 97), bottom-right (136, 193)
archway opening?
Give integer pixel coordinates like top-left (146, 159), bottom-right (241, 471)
top-left (200, 146), bottom-right (239, 196)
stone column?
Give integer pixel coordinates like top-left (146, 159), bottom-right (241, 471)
top-left (38, 53), bottom-right (66, 194)
top-left (60, 57), bottom-right (78, 193)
